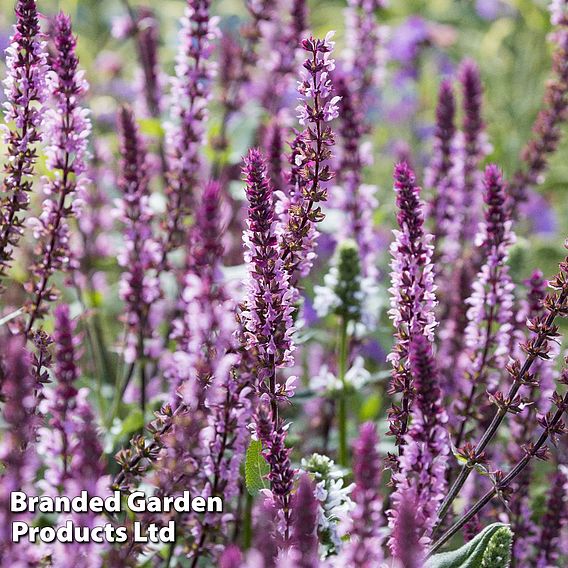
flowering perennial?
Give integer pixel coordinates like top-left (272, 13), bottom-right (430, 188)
top-left (1, 2), bottom-right (568, 566)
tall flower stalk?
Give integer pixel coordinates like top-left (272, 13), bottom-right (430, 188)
top-left (280, 32), bottom-right (340, 281)
top-left (167, 182), bottom-right (251, 564)
top-left (343, 0), bottom-right (387, 110)
top-left (337, 422), bottom-right (384, 566)
top-left (162, 0), bottom-right (218, 264)
top-left (116, 105), bottom-right (161, 414)
top-left (334, 73), bottom-right (379, 280)
top-left (0, 0), bottom-right (47, 290)
top-left (456, 59), bottom-right (486, 244)
top-left (435, 243), bottom-right (568, 531)
top-left (37, 304), bottom-right (79, 490)
top-left (389, 334), bottom-right (449, 547)
top-left (24, 12), bottom-right (91, 333)
top-left (452, 165), bottom-right (516, 446)
top-left (427, 79), bottom-right (457, 250)
top-left (255, 396), bottom-right (296, 540)
top-left (242, 148), bottom-right (295, 414)
top-left (509, 1), bottom-right (568, 213)
top-left (242, 148), bottom-right (296, 537)
top-left (387, 162), bottom-right (437, 460)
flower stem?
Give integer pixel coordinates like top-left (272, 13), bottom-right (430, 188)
top-left (338, 316), bottom-right (349, 466)
top-left (429, 391), bottom-right (568, 556)
top-left (242, 491), bottom-right (253, 550)
top-left (435, 283), bottom-right (568, 528)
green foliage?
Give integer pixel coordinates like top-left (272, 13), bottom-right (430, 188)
top-left (244, 440), bottom-right (269, 497)
top-left (426, 523), bottom-right (512, 568)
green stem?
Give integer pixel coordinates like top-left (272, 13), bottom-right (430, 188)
top-left (242, 491), bottom-right (253, 551)
top-left (337, 317), bottom-right (349, 467)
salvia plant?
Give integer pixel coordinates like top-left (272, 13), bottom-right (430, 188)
top-left (1, 0), bottom-right (568, 567)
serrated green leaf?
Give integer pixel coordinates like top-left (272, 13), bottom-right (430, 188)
top-left (245, 440), bottom-right (269, 497)
top-left (425, 523), bottom-right (511, 568)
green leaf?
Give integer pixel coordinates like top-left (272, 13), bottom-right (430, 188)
top-left (139, 118), bottom-right (165, 138)
top-left (245, 440), bottom-right (269, 497)
top-left (120, 410), bottom-right (144, 437)
top-left (359, 392), bottom-right (382, 421)
top-left (425, 523), bottom-right (511, 568)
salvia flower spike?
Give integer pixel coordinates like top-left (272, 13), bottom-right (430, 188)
top-left (24, 12), bottom-right (91, 333)
top-left (0, 0), bottom-right (47, 290)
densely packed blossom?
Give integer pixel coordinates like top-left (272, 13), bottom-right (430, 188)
top-left (389, 334), bottom-right (449, 546)
top-left (116, 105), bottom-right (161, 369)
top-left (242, 148), bottom-right (295, 391)
top-left (0, 0), bottom-right (47, 289)
top-left (163, 0), bottom-right (218, 261)
top-left (387, 162), bottom-right (437, 453)
top-left (24, 12), bottom-right (91, 332)
top-left (452, 165), bottom-right (516, 443)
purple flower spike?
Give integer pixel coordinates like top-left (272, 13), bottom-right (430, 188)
top-left (281, 32), bottom-right (339, 281)
top-left (136, 7), bottom-right (162, 118)
top-left (427, 79), bottom-right (456, 189)
top-left (116, 106), bottom-right (161, 365)
top-left (427, 79), bottom-right (458, 247)
top-left (255, 398), bottom-right (296, 539)
top-left (453, 165), bottom-right (515, 444)
top-left (338, 422), bottom-right (384, 567)
top-left (335, 72), bottom-right (379, 280)
top-left (242, 148), bottom-right (295, 388)
top-left (37, 304), bottom-right (80, 489)
top-left (290, 474), bottom-right (319, 568)
top-left (534, 466), bottom-right (568, 568)
top-left (389, 334), bottom-right (449, 547)
top-left (162, 0), bottom-right (218, 263)
top-left (456, 59), bottom-right (486, 243)
top-left (387, 162), bottom-right (437, 456)
top-left (0, 335), bottom-right (37, 563)
top-left (344, 0), bottom-right (388, 108)
top-left (0, 0), bottom-right (47, 290)
top-left (170, 181), bottom-right (230, 385)
top-left (219, 545), bottom-right (243, 568)
top-left (390, 489), bottom-right (425, 568)
top-left (24, 12), bottom-right (91, 332)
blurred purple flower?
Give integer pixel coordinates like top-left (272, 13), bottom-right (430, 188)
top-left (476, 0), bottom-right (513, 21)
top-left (389, 16), bottom-right (429, 65)
top-left (520, 189), bottom-right (558, 235)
